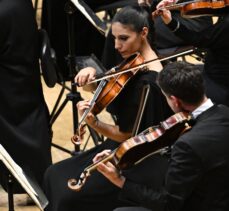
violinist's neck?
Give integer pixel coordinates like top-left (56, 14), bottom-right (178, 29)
top-left (141, 47), bottom-right (163, 72)
top-left (139, 41), bottom-right (163, 72)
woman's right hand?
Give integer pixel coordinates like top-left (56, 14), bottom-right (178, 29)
top-left (74, 67), bottom-right (96, 87)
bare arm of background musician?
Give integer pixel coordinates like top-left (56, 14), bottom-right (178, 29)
top-left (138, 0), bottom-right (152, 6)
top-left (152, 0), bottom-right (174, 24)
top-left (77, 100), bottom-right (132, 142)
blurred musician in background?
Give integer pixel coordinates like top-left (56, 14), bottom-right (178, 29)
top-left (153, 0), bottom-right (229, 106)
top-left (0, 0), bottom-right (52, 192)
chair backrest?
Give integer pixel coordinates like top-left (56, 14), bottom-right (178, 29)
top-left (39, 29), bottom-right (58, 88)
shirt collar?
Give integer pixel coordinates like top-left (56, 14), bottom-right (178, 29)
top-left (191, 99), bottom-right (214, 119)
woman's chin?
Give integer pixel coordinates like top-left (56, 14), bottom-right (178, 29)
top-left (121, 53), bottom-right (129, 59)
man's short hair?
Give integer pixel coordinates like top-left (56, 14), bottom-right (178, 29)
top-left (157, 61), bottom-right (205, 105)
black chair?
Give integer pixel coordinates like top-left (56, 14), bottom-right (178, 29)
top-left (131, 84), bottom-right (151, 136)
top-left (39, 29), bottom-right (58, 88)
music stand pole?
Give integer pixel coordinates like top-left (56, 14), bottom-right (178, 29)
top-left (7, 174), bottom-right (15, 211)
top-left (65, 1), bottom-right (81, 153)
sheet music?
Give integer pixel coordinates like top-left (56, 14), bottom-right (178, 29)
top-left (70, 0), bottom-right (107, 35)
top-left (0, 144), bottom-right (48, 210)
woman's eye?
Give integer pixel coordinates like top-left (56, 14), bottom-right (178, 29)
top-left (119, 36), bottom-right (128, 41)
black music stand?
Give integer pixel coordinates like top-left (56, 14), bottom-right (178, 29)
top-left (48, 0), bottom-right (104, 155)
top-left (0, 144), bottom-right (48, 211)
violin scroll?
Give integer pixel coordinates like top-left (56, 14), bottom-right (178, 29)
top-left (71, 123), bottom-right (87, 145)
top-left (68, 171), bottom-right (89, 191)
top-left (68, 151), bottom-right (115, 191)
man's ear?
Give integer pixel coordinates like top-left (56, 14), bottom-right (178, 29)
top-left (170, 95), bottom-right (182, 108)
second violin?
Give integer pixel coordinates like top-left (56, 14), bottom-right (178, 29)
top-left (68, 112), bottom-right (192, 191)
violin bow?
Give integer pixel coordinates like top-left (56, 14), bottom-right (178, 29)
top-left (73, 47), bottom-right (195, 86)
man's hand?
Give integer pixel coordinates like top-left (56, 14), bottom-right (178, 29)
top-left (93, 150), bottom-right (126, 188)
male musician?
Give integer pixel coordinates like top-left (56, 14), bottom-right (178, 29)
top-left (95, 61), bottom-right (229, 211)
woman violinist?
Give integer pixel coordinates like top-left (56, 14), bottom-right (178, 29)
top-left (153, 0), bottom-right (229, 106)
top-left (43, 6), bottom-right (172, 211)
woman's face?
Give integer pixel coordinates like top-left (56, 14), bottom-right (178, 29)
top-left (112, 22), bottom-right (144, 59)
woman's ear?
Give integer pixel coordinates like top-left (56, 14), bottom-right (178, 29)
top-left (141, 27), bottom-right (149, 39)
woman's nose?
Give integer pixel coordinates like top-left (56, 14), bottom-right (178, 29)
top-left (114, 40), bottom-right (121, 50)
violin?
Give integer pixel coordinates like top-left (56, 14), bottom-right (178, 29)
top-left (71, 53), bottom-right (145, 144)
top-left (164, 0), bottom-right (229, 18)
top-left (68, 112), bottom-right (192, 191)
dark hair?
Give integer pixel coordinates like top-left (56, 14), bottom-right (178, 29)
top-left (112, 6), bottom-right (156, 49)
top-left (157, 61), bottom-right (205, 105)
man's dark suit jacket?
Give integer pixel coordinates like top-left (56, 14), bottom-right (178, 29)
top-left (118, 104), bottom-right (229, 211)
